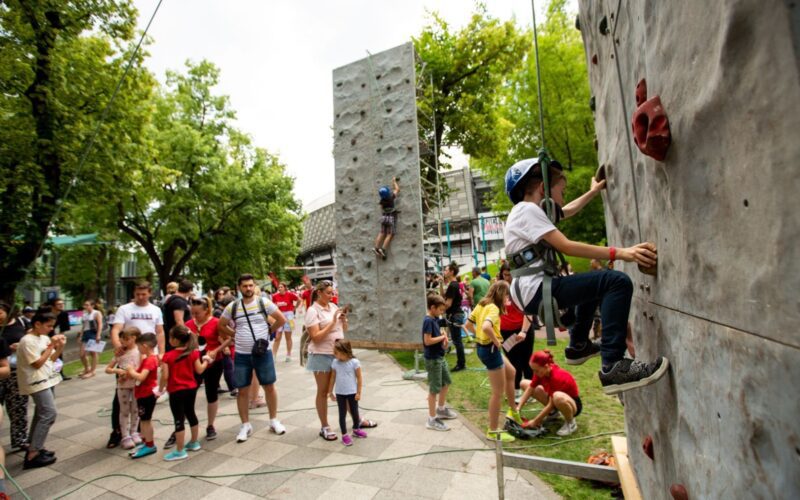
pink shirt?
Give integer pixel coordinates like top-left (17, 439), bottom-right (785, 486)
top-left (304, 302), bottom-right (344, 355)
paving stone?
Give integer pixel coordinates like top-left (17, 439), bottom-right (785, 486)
top-left (199, 486), bottom-right (260, 499)
top-left (201, 456), bottom-right (264, 486)
top-left (306, 451), bottom-right (365, 480)
top-left (391, 463), bottom-right (455, 499)
top-left (347, 460), bottom-right (414, 489)
top-left (114, 469), bottom-right (188, 499)
top-left (442, 471), bottom-right (502, 500)
top-left (229, 464), bottom-right (295, 496)
top-left (318, 480), bottom-right (380, 500)
top-left (418, 445), bottom-right (476, 474)
top-left (266, 471), bottom-right (336, 499)
top-left (18, 473), bottom-right (83, 499)
top-left (57, 482), bottom-right (108, 500)
top-left (157, 477), bottom-right (221, 499)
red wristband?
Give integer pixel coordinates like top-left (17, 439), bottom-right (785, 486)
top-left (609, 247), bottom-right (616, 262)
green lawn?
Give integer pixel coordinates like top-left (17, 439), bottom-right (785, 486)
top-left (62, 350), bottom-right (115, 377)
top-left (389, 338), bottom-right (623, 499)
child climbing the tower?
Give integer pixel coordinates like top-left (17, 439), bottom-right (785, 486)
top-left (158, 325), bottom-right (213, 461)
top-left (373, 176), bottom-right (400, 259)
top-left (504, 158), bottom-right (669, 395)
top-left (105, 327), bottom-right (142, 450)
top-left (327, 339), bottom-right (367, 446)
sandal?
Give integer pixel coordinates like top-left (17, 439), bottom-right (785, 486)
top-left (319, 427), bottom-right (338, 441)
top-left (360, 419), bottom-right (378, 428)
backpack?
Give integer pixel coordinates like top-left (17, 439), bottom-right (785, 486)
top-left (229, 297), bottom-right (271, 325)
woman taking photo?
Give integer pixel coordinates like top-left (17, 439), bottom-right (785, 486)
top-left (0, 302), bottom-right (29, 451)
top-left (78, 300), bottom-right (103, 379)
top-left (516, 350), bottom-right (582, 436)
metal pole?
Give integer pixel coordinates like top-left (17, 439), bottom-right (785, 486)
top-left (480, 215), bottom-right (488, 269)
top-left (495, 437), bottom-right (505, 500)
top-left (445, 220), bottom-right (451, 258)
top-left (430, 74), bottom-right (445, 267)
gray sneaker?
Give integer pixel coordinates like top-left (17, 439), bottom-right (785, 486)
top-left (599, 357), bottom-right (669, 395)
top-left (436, 407), bottom-right (458, 420)
top-left (426, 418), bottom-right (450, 432)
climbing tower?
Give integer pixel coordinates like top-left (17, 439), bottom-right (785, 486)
top-left (331, 42), bottom-right (427, 348)
top-left (577, 0), bottom-right (800, 497)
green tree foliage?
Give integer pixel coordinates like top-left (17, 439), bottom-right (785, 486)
top-left (91, 61), bottom-right (303, 292)
top-left (0, 0), bottom-right (152, 302)
top-left (414, 5), bottom-right (528, 208)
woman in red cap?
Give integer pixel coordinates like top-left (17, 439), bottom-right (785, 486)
top-left (516, 350), bottom-right (582, 436)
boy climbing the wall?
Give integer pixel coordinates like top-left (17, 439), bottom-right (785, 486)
top-left (504, 158), bottom-right (669, 395)
top-left (373, 177), bottom-right (400, 260)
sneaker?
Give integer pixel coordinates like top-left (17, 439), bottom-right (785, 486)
top-left (236, 423), bottom-right (253, 443)
top-left (450, 364), bottom-right (465, 373)
top-left (185, 440), bottom-right (201, 452)
top-left (163, 449), bottom-right (188, 462)
top-left (120, 436), bottom-right (135, 450)
top-left (485, 429), bottom-right (516, 443)
top-left (436, 406), bottom-right (458, 420)
top-left (206, 425), bottom-right (217, 441)
top-left (565, 340), bottom-right (601, 365)
top-left (106, 431), bottom-right (122, 449)
top-left (285, 356), bottom-right (292, 363)
top-left (23, 453), bottom-right (57, 469)
top-left (164, 432), bottom-right (177, 449)
top-left (353, 428), bottom-right (368, 438)
top-left (544, 409), bottom-right (561, 424)
top-left (599, 357), bottom-right (670, 395)
top-left (426, 418), bottom-right (450, 432)
top-left (230, 389), bottom-right (239, 397)
top-left (506, 408), bottom-right (523, 425)
top-left (270, 420), bottom-right (286, 435)
top-left (373, 247), bottom-right (381, 257)
top-left (131, 444), bottom-right (157, 459)
top-left (128, 443), bottom-right (144, 456)
top-left (556, 420), bottom-right (578, 436)
top-left (156, 392), bottom-right (169, 404)
top-left (342, 434), bottom-right (353, 446)
top-left (132, 432), bottom-right (143, 445)
top-left (378, 248), bottom-right (387, 260)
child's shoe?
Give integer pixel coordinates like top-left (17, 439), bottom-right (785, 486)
top-left (341, 434), bottom-right (353, 446)
top-left (131, 432), bottom-right (143, 445)
top-left (120, 436), bottom-right (135, 450)
top-left (185, 440), bottom-right (201, 452)
top-left (164, 449), bottom-right (188, 461)
top-left (426, 417), bottom-right (450, 432)
top-left (556, 420), bottom-right (578, 437)
top-left (131, 444), bottom-right (157, 459)
top-left (436, 406), bottom-right (458, 420)
top-left (353, 429), bottom-right (367, 438)
top-left (486, 429), bottom-right (516, 443)
top-left (206, 425), bottom-right (217, 441)
top-left (506, 408), bottom-right (523, 425)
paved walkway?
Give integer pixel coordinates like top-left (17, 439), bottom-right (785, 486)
top-left (2, 349), bottom-right (558, 499)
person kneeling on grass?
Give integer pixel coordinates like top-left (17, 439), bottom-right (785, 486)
top-left (422, 294), bottom-right (457, 431)
top-left (158, 325), bottom-right (213, 461)
top-left (465, 281), bottom-right (521, 443)
top-left (517, 350), bottom-right (582, 436)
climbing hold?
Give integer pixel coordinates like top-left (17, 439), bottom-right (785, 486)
top-left (635, 79), bottom-right (648, 107)
top-left (632, 94), bottom-right (672, 161)
top-left (595, 164), bottom-right (607, 182)
top-left (376, 74), bottom-right (381, 80)
top-left (592, 54), bottom-right (598, 65)
top-left (351, 138), bottom-right (356, 146)
top-left (377, 148), bottom-right (382, 153)
top-left (593, 136), bottom-right (599, 151)
top-left (338, 189), bottom-right (343, 194)
top-left (575, 15), bottom-right (581, 31)
top-left (336, 81), bottom-right (343, 87)
top-left (599, 16), bottom-right (609, 35)
top-left (360, 247), bottom-right (365, 252)
top-left (642, 435), bottom-right (654, 460)
top-left (405, 78), bottom-right (411, 84)
top-left (386, 85), bottom-right (391, 91)
top-left (669, 484), bottom-right (689, 500)
top-left (638, 263), bottom-right (658, 277)
top-left (386, 108), bottom-right (392, 113)
top-left (360, 110), bottom-right (366, 116)
top-left (589, 96), bottom-right (596, 112)
top-left (361, 83), bottom-right (366, 88)
top-left (366, 261), bottom-right (372, 268)
top-left (336, 113), bottom-right (340, 119)
top-left (352, 156), bottom-right (358, 162)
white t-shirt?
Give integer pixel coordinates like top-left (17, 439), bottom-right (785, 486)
top-left (112, 302), bottom-right (164, 334)
top-left (504, 201), bottom-right (557, 310)
top-left (17, 334), bottom-right (61, 395)
top-left (221, 297), bottom-right (278, 353)
top-left (331, 358), bottom-right (361, 395)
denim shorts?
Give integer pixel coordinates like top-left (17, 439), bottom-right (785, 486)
top-left (476, 344), bottom-right (504, 371)
top-left (305, 353), bottom-right (335, 373)
top-left (233, 352), bottom-right (276, 388)
top-left (82, 330), bottom-right (98, 343)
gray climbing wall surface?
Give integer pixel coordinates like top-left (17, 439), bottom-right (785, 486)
top-left (578, 0), bottom-right (800, 497)
top-left (332, 42), bottom-right (426, 349)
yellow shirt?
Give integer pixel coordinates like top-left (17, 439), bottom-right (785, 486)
top-left (469, 303), bottom-right (501, 345)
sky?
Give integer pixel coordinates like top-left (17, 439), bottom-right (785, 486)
top-left (132, 1), bottom-right (552, 211)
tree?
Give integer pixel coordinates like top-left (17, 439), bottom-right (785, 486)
top-left (91, 61), bottom-right (303, 292)
top-left (0, 0), bottom-right (153, 302)
top-left (414, 5), bottom-right (529, 207)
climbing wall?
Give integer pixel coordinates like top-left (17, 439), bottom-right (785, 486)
top-left (578, 1), bottom-right (800, 498)
top-left (332, 42), bottom-right (426, 349)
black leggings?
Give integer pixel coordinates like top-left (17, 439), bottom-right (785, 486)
top-left (203, 360), bottom-right (224, 403)
top-left (168, 389), bottom-right (198, 432)
top-left (501, 327), bottom-right (534, 389)
top-left (336, 393), bottom-right (361, 434)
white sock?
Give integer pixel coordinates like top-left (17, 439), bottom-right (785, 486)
top-left (437, 405), bottom-right (446, 412)
top-left (428, 416), bottom-right (437, 423)
top-left (270, 418), bottom-right (279, 425)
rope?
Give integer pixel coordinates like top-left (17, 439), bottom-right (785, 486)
top-left (0, 463), bottom-right (32, 500)
top-left (530, 0), bottom-right (548, 151)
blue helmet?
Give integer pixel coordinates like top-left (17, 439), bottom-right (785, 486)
top-left (504, 158), bottom-right (563, 204)
top-left (378, 186), bottom-right (391, 200)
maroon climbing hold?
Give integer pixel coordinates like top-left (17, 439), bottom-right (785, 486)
top-left (632, 93), bottom-right (672, 161)
top-left (638, 263), bottom-right (658, 276)
top-left (670, 484), bottom-right (689, 500)
top-left (642, 435), bottom-right (654, 460)
top-left (592, 54), bottom-right (598, 65)
top-left (635, 79), bottom-right (647, 107)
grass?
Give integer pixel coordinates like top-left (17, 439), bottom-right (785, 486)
top-left (389, 338), bottom-right (623, 499)
top-left (62, 350), bottom-right (115, 377)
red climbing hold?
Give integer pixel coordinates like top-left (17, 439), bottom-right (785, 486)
top-left (635, 79), bottom-right (647, 107)
top-left (670, 484), bottom-right (689, 500)
top-left (592, 54), bottom-right (598, 65)
top-left (632, 94), bottom-right (671, 161)
top-left (642, 435), bottom-right (654, 460)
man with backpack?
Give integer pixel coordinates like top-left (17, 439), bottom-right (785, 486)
top-left (218, 274), bottom-right (287, 443)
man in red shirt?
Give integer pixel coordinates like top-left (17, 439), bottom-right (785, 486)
top-left (271, 284), bottom-right (300, 362)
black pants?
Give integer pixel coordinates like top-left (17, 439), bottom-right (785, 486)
top-left (447, 312), bottom-right (466, 367)
top-left (203, 360), bottom-right (224, 404)
top-left (111, 392), bottom-right (120, 434)
top-left (168, 389), bottom-right (198, 432)
top-left (501, 327), bottom-right (534, 389)
top-left (222, 354), bottom-right (235, 391)
top-left (0, 372), bottom-right (29, 447)
top-left (336, 393), bottom-right (361, 435)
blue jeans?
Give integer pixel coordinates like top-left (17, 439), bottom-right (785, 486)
top-left (446, 312), bottom-right (466, 367)
top-left (523, 270), bottom-right (633, 366)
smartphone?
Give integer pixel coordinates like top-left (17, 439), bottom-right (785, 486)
top-left (342, 304), bottom-right (353, 314)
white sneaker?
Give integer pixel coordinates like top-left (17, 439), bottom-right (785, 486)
top-left (556, 420), bottom-right (578, 437)
top-left (156, 392), bottom-right (169, 404)
top-left (284, 356), bottom-right (291, 363)
top-left (236, 423), bottom-right (253, 443)
top-left (270, 419), bottom-right (286, 435)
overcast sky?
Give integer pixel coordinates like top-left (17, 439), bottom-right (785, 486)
top-left (132, 1), bottom-right (555, 211)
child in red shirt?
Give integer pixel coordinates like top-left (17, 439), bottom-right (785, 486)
top-left (159, 325), bottom-right (212, 461)
top-left (125, 333), bottom-right (160, 459)
top-left (516, 350), bottom-right (582, 436)
top-left (271, 283), bottom-right (299, 362)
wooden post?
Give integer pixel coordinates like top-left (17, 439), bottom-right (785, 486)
top-left (495, 436), bottom-right (505, 500)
